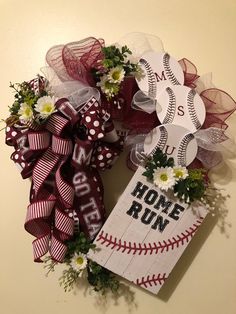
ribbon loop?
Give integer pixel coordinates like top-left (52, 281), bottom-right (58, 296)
top-left (56, 98), bottom-right (80, 126)
top-left (52, 135), bottom-right (73, 155)
top-left (46, 113), bottom-right (69, 136)
top-left (28, 131), bottom-right (51, 151)
top-left (55, 208), bottom-right (74, 237)
top-left (79, 97), bottom-right (110, 141)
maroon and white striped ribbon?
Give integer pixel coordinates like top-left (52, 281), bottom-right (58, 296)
top-left (55, 159), bottom-right (74, 208)
top-left (55, 207), bottom-right (74, 237)
top-left (46, 113), bottom-right (69, 136)
top-left (52, 135), bottom-right (73, 156)
top-left (33, 147), bottom-right (60, 195)
top-left (33, 234), bottom-right (51, 262)
top-left (28, 131), bottom-right (51, 150)
top-left (50, 235), bottom-right (68, 262)
top-left (6, 96), bottom-right (124, 263)
top-left (25, 197), bottom-right (56, 261)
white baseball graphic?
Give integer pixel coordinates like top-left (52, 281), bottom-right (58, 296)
top-left (136, 51), bottom-right (185, 99)
top-left (156, 85), bottom-right (206, 133)
top-left (143, 124), bottom-right (198, 166)
top-left (89, 166), bottom-right (208, 294)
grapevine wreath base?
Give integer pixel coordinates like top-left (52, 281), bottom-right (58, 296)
top-left (4, 33), bottom-right (236, 295)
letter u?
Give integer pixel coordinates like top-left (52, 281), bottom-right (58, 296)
top-left (164, 145), bottom-right (176, 155)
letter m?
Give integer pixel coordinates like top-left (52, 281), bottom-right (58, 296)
top-left (155, 71), bottom-right (167, 82)
top-left (72, 144), bottom-right (93, 166)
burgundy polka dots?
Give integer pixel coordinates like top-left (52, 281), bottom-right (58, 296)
top-left (79, 97), bottom-right (111, 141)
top-left (90, 142), bottom-right (121, 170)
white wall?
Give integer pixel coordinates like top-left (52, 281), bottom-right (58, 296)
top-left (0, 0), bottom-right (236, 313)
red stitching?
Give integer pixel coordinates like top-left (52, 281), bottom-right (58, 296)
top-left (96, 217), bottom-right (203, 255)
top-left (136, 273), bottom-right (168, 287)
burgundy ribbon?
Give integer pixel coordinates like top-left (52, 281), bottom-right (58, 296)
top-left (46, 37), bottom-right (104, 86)
top-left (178, 58), bottom-right (200, 88)
top-left (45, 37), bottom-right (236, 170)
top-left (6, 96), bottom-right (123, 262)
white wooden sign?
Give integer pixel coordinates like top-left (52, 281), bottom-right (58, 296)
top-left (88, 166), bottom-right (208, 294)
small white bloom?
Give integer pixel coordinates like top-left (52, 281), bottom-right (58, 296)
top-left (35, 95), bottom-right (57, 118)
top-left (107, 66), bottom-right (125, 84)
top-left (97, 75), bottom-right (119, 98)
top-left (71, 253), bottom-right (87, 272)
top-left (173, 166), bottom-right (188, 181)
top-left (18, 103), bottom-right (33, 123)
top-left (153, 167), bottom-right (176, 191)
top-left (132, 65), bottom-right (145, 81)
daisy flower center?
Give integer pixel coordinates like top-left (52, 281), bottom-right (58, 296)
top-left (112, 71), bottom-right (120, 81)
top-left (160, 173), bottom-right (168, 181)
top-left (174, 170), bottom-right (184, 178)
top-left (104, 80), bottom-right (112, 88)
top-left (24, 107), bottom-right (32, 117)
top-left (76, 256), bottom-right (84, 265)
top-left (42, 103), bottom-right (54, 113)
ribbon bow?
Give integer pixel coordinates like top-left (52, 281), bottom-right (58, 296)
top-left (6, 97), bottom-right (123, 262)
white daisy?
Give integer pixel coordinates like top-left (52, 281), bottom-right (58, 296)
top-left (97, 75), bottom-right (119, 98)
top-left (153, 167), bottom-right (176, 191)
top-left (107, 66), bottom-right (125, 84)
top-left (173, 166), bottom-right (188, 181)
top-left (34, 95), bottom-right (57, 118)
top-left (70, 253), bottom-right (88, 273)
top-left (18, 103), bottom-right (33, 123)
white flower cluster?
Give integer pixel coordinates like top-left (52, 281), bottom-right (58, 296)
top-left (153, 166), bottom-right (188, 191)
top-left (97, 66), bottom-right (125, 99)
top-left (70, 252), bottom-right (88, 276)
top-left (19, 95), bottom-right (57, 124)
top-left (97, 65), bottom-right (143, 99)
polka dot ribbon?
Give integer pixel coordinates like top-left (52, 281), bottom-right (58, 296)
top-left (5, 97), bottom-right (123, 262)
top-left (79, 97), bottom-right (110, 141)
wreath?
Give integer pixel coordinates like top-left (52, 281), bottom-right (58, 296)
top-left (3, 33), bottom-right (236, 295)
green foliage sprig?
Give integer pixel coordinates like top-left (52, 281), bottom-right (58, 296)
top-left (173, 168), bottom-right (207, 203)
top-left (9, 77), bottom-right (47, 115)
top-left (6, 76), bottom-right (49, 126)
top-left (101, 45), bottom-right (139, 74)
top-left (87, 261), bottom-right (120, 295)
top-left (44, 232), bottom-right (121, 295)
top-left (143, 148), bottom-right (208, 204)
top-left (143, 148), bottom-right (175, 180)
top-left (64, 232), bottom-right (95, 260)
top-left (92, 44), bottom-right (142, 100)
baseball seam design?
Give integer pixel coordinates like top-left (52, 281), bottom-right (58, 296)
top-left (139, 58), bottom-right (157, 99)
top-left (150, 125), bottom-right (168, 156)
top-left (177, 133), bottom-right (194, 166)
top-left (163, 53), bottom-right (181, 85)
top-left (162, 87), bottom-right (176, 124)
top-left (96, 218), bottom-right (203, 255)
top-left (187, 89), bottom-right (201, 130)
top-left (135, 273), bottom-right (168, 287)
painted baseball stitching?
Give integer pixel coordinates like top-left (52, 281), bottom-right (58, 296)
top-left (187, 89), bottom-right (202, 130)
top-left (163, 53), bottom-right (181, 85)
top-left (177, 133), bottom-right (194, 166)
top-left (150, 125), bottom-right (168, 156)
top-left (162, 87), bottom-right (176, 124)
top-left (96, 218), bottom-right (203, 255)
top-left (139, 58), bottom-right (157, 99)
top-left (135, 273), bottom-right (168, 287)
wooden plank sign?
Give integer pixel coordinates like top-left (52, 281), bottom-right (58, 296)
top-left (88, 166), bottom-right (208, 294)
